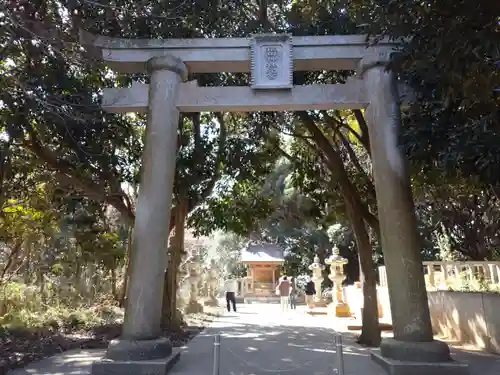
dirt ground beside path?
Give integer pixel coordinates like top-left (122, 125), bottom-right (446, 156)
top-left (0, 308), bottom-right (220, 375)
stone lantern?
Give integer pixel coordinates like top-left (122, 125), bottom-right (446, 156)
top-left (185, 254), bottom-right (204, 313)
top-left (308, 255), bottom-right (325, 304)
top-left (325, 245), bottom-right (350, 317)
top-left (204, 259), bottom-right (219, 306)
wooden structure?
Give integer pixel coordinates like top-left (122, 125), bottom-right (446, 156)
top-left (240, 242), bottom-right (284, 296)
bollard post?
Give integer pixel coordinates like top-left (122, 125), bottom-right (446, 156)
top-left (212, 334), bottom-right (220, 375)
top-left (335, 333), bottom-right (345, 375)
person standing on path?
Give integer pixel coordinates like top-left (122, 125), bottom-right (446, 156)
top-left (289, 276), bottom-right (297, 310)
top-left (304, 276), bottom-right (316, 311)
top-left (223, 276), bottom-right (238, 312)
top-left (277, 276), bottom-right (291, 312)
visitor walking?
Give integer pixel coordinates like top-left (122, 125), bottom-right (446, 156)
top-left (289, 276), bottom-right (297, 310)
top-left (305, 277), bottom-right (316, 311)
top-left (277, 276), bottom-right (291, 312)
top-left (223, 276), bottom-right (238, 312)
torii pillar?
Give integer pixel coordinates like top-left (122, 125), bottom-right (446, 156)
top-left (359, 50), bottom-right (468, 375)
top-left (92, 55), bottom-right (186, 375)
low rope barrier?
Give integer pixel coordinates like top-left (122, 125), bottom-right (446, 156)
top-left (211, 331), bottom-right (345, 375)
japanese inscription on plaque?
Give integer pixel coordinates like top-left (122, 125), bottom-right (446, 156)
top-left (250, 34), bottom-right (292, 89)
top-left (264, 46), bottom-right (280, 80)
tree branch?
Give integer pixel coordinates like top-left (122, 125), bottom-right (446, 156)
top-left (192, 113), bottom-right (202, 166)
top-left (276, 147), bottom-right (295, 163)
top-left (270, 122), bottom-right (314, 140)
top-left (352, 110), bottom-right (371, 155)
top-left (337, 131), bottom-right (377, 201)
top-left (182, 112), bottom-right (228, 223)
top-left (247, 1), bottom-right (278, 32)
top-left (171, 113), bottom-right (227, 232)
top-left (296, 111), bottom-right (381, 239)
top-left (24, 131), bottom-right (135, 224)
top-left (200, 112), bottom-right (227, 200)
top-left (0, 139), bottom-right (12, 212)
top-left (0, 240), bottom-right (23, 282)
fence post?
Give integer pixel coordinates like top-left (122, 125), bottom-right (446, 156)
top-left (213, 334), bottom-right (221, 375)
top-left (335, 333), bottom-right (345, 375)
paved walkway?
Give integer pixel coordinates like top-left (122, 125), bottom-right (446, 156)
top-left (8, 303), bottom-right (500, 375)
top-left (174, 304), bottom-right (381, 375)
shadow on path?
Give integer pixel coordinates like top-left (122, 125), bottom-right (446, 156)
top-left (7, 349), bottom-right (106, 375)
top-left (172, 304), bottom-right (385, 375)
top-left (7, 303), bottom-right (500, 375)
top-left (175, 303), bottom-right (500, 375)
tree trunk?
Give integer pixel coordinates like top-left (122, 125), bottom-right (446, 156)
top-left (299, 111), bottom-right (382, 240)
top-left (75, 261), bottom-right (83, 297)
top-left (344, 196), bottom-right (381, 346)
top-left (24, 239), bottom-right (32, 284)
top-left (161, 199), bottom-right (187, 330)
top-left (0, 240), bottom-right (23, 284)
top-left (119, 226), bottom-right (133, 307)
top-left (91, 263), bottom-right (100, 301)
top-left (301, 113), bottom-right (381, 346)
top-left (162, 245), bottom-right (183, 329)
top-left (111, 266), bottom-right (118, 302)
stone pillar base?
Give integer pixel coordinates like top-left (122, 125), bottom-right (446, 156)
top-left (371, 352), bottom-right (469, 375)
top-left (371, 338), bottom-right (469, 375)
top-left (185, 300), bottom-right (204, 314)
top-left (92, 337), bottom-right (181, 375)
top-left (328, 301), bottom-right (351, 317)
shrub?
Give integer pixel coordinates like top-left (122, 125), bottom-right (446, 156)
top-left (0, 281), bottom-right (123, 331)
top-left (446, 272), bottom-right (500, 294)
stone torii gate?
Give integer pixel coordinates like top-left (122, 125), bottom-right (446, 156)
top-left (81, 32), bottom-right (467, 375)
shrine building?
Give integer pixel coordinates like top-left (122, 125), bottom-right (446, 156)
top-left (240, 241), bottom-right (285, 297)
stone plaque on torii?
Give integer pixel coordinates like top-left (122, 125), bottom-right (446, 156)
top-left (250, 34), bottom-right (293, 90)
top-left (80, 30), bottom-right (467, 375)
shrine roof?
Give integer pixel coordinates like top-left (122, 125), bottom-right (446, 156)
top-left (240, 242), bottom-right (285, 263)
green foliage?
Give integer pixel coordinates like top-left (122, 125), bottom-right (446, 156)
top-left (354, 0), bottom-right (499, 106)
top-left (434, 224), bottom-right (466, 262)
top-left (201, 231), bottom-right (247, 279)
top-left (0, 281), bottom-right (122, 330)
top-left (413, 179), bottom-right (500, 260)
top-left (446, 274), bottom-right (500, 295)
top-left (189, 179), bottom-right (277, 236)
top-left (352, 0), bottom-right (500, 185)
top-left (1, 185), bottom-right (57, 245)
top-left (0, 167), bottom-right (129, 314)
top-left (1, 0), bottom-right (141, 218)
